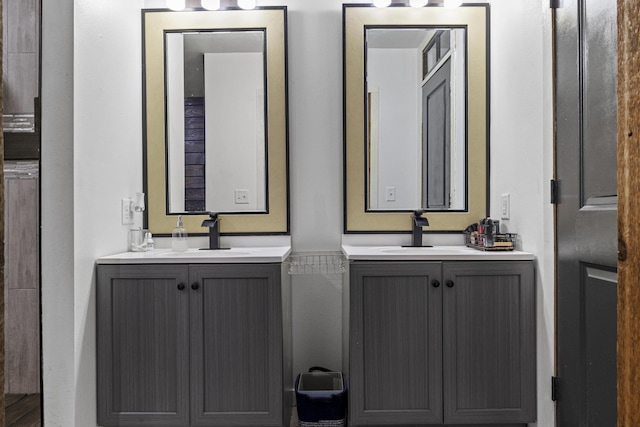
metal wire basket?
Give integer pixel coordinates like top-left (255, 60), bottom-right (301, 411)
top-left (288, 252), bottom-right (346, 275)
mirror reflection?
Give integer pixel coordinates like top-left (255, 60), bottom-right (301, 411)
top-left (143, 7), bottom-right (288, 235)
top-left (366, 27), bottom-right (466, 211)
top-left (343, 4), bottom-right (488, 232)
top-left (165, 30), bottom-right (267, 214)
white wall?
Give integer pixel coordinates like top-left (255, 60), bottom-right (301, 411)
top-left (283, 0), bottom-right (353, 379)
top-left (73, 2), bottom-right (147, 424)
top-left (41, 0), bottom-right (554, 426)
top-left (489, 2), bottom-right (555, 426)
top-left (42, 0), bottom-right (146, 425)
top-left (41, 0), bottom-right (75, 424)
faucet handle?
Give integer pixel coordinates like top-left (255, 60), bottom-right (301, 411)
top-left (413, 210), bottom-right (430, 227)
top-left (201, 212), bottom-right (220, 227)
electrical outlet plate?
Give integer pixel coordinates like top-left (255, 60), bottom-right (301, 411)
top-left (385, 187), bottom-right (396, 202)
top-left (234, 189), bottom-right (250, 204)
top-left (122, 198), bottom-right (134, 225)
top-left (501, 193), bottom-right (510, 220)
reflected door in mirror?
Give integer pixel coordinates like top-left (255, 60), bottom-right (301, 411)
top-left (343, 5), bottom-right (489, 232)
top-left (423, 57), bottom-right (450, 210)
top-left (365, 27), bottom-right (466, 212)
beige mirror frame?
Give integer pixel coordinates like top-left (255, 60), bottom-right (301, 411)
top-left (143, 7), bottom-right (289, 236)
top-left (343, 4), bottom-right (489, 232)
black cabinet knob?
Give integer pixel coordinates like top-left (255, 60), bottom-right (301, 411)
top-left (431, 280), bottom-right (440, 288)
top-left (177, 283), bottom-right (185, 291)
top-left (191, 283), bottom-right (200, 290)
top-left (446, 280), bottom-right (455, 288)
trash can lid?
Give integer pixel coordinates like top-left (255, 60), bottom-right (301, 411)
top-left (298, 372), bottom-right (343, 392)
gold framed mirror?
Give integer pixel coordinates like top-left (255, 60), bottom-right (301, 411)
top-left (143, 7), bottom-right (288, 235)
top-left (343, 4), bottom-right (489, 232)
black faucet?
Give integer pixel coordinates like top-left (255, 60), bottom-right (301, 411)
top-left (411, 210), bottom-right (430, 247)
top-left (201, 212), bottom-right (221, 250)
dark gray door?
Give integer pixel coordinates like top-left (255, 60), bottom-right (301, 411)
top-left (348, 262), bottom-right (443, 425)
top-left (555, 0), bottom-right (618, 425)
top-left (96, 264), bottom-right (191, 427)
top-left (442, 261), bottom-right (536, 424)
top-left (422, 58), bottom-right (451, 210)
top-left (189, 264), bottom-right (283, 426)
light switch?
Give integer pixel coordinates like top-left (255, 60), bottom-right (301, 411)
top-left (501, 193), bottom-right (510, 220)
top-left (121, 198), bottom-right (134, 225)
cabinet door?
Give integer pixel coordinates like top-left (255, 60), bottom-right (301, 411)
top-left (97, 265), bottom-right (190, 426)
top-left (442, 261), bottom-right (536, 424)
top-left (189, 264), bottom-right (283, 426)
top-left (350, 262), bottom-right (443, 425)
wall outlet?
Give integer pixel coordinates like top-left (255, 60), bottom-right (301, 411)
top-left (121, 198), bottom-right (134, 225)
top-left (501, 193), bottom-right (510, 220)
top-left (386, 187), bottom-right (396, 202)
top-left (234, 189), bottom-right (250, 204)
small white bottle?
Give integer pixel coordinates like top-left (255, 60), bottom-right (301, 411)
top-left (145, 231), bottom-right (155, 252)
top-left (171, 215), bottom-right (189, 252)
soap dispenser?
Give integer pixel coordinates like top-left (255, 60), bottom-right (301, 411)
top-left (171, 215), bottom-right (189, 252)
top-left (144, 231), bottom-right (155, 252)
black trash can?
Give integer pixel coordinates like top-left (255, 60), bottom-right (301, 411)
top-left (295, 369), bottom-right (347, 427)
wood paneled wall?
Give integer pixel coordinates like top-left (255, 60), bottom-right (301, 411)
top-left (2, 0), bottom-right (39, 117)
top-left (184, 97), bottom-right (206, 211)
top-left (4, 172), bottom-right (39, 394)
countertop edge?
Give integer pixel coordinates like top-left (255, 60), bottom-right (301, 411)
top-left (341, 245), bottom-right (535, 262)
top-left (96, 247), bottom-right (292, 264)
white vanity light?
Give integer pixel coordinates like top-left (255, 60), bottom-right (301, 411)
top-left (373, 0), bottom-right (462, 10)
top-left (237, 0), bottom-right (256, 9)
top-left (443, 0), bottom-right (463, 7)
top-left (201, 0), bottom-right (221, 10)
top-left (373, 0), bottom-right (392, 8)
top-left (410, 0), bottom-right (428, 7)
top-left (166, 0), bottom-right (186, 11)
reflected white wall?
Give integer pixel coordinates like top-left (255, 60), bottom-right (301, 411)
top-left (451, 28), bottom-right (466, 210)
top-left (205, 52), bottom-right (265, 211)
top-left (368, 48), bottom-right (420, 209)
top-left (166, 33), bottom-right (186, 212)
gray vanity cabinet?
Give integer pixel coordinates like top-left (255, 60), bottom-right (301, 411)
top-left (441, 261), bottom-right (536, 424)
top-left (346, 261), bottom-right (535, 426)
top-left (348, 262), bottom-right (444, 425)
top-left (188, 264), bottom-right (284, 426)
top-left (97, 264), bottom-right (190, 426)
top-left (97, 263), bottom-right (288, 427)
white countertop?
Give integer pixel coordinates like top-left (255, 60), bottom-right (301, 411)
top-left (96, 246), bottom-right (292, 264)
top-left (341, 244), bottom-right (534, 261)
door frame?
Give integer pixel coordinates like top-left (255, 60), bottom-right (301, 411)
top-left (616, 0), bottom-right (640, 424)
